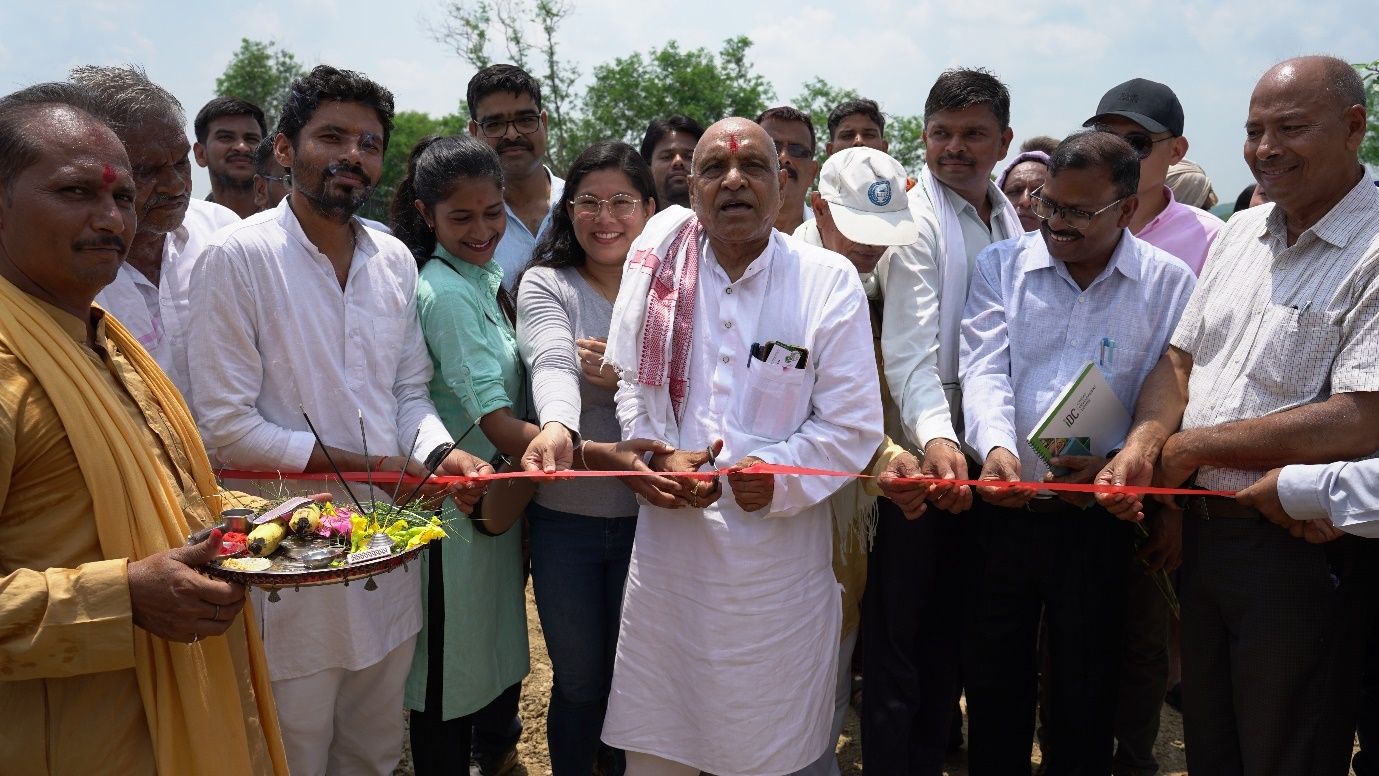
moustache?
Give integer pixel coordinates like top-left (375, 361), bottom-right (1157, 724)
top-left (325, 162), bottom-right (373, 188)
top-left (496, 138), bottom-right (533, 154)
top-left (73, 235), bottom-right (127, 254)
top-left (145, 193), bottom-right (189, 210)
top-left (1040, 221), bottom-right (1081, 240)
top-left (226, 153), bottom-right (255, 164)
top-left (939, 154), bottom-right (976, 165)
top-left (784, 165), bottom-right (799, 181)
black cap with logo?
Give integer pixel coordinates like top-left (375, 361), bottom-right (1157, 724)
top-left (1083, 78), bottom-right (1184, 137)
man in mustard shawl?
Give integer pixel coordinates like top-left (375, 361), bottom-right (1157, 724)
top-left (0, 85), bottom-right (288, 774)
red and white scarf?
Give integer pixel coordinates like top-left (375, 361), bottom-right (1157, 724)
top-left (606, 205), bottom-right (703, 425)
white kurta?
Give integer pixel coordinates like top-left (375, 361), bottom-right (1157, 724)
top-left (94, 198), bottom-right (240, 402)
top-left (604, 230), bottom-right (882, 776)
top-left (186, 197), bottom-right (451, 681)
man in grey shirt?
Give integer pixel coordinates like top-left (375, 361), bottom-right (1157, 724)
top-left (1098, 55), bottom-right (1379, 774)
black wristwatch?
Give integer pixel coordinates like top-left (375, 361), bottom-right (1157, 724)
top-left (425, 442), bottom-right (456, 470)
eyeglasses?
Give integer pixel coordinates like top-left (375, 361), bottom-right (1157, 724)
top-left (477, 115), bottom-right (542, 138)
top-left (570, 194), bottom-right (642, 220)
top-left (1029, 185), bottom-right (1124, 230)
top-left (772, 140), bottom-right (813, 160)
top-left (1093, 125), bottom-right (1174, 160)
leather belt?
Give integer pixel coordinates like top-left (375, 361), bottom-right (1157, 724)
top-left (1187, 495), bottom-right (1260, 520)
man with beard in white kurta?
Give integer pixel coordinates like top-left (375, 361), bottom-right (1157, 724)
top-left (601, 118), bottom-right (883, 776)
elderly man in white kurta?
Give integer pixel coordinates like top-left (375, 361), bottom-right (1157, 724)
top-left (602, 118), bottom-right (882, 776)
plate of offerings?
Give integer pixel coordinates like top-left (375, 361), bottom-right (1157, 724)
top-left (196, 496), bottom-right (447, 598)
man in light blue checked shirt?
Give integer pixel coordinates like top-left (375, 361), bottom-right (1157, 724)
top-left (957, 131), bottom-right (1195, 774)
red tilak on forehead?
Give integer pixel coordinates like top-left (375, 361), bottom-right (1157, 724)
top-left (101, 164), bottom-right (117, 184)
top-left (727, 134), bottom-right (740, 154)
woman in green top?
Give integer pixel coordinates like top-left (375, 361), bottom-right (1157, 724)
top-left (389, 134), bottom-right (534, 776)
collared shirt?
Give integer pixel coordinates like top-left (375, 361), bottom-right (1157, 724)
top-left (1279, 459), bottom-right (1379, 538)
top-left (407, 250), bottom-right (529, 718)
top-left (1134, 185), bottom-right (1224, 275)
top-left (961, 230), bottom-right (1196, 479)
top-left (877, 176), bottom-right (1021, 450)
top-left (186, 196), bottom-right (451, 680)
top-left (94, 198), bottom-right (240, 400)
top-left (0, 300), bottom-right (243, 774)
top-left (606, 230), bottom-right (880, 775)
top-left (493, 166), bottom-right (565, 291)
top-left (1171, 173), bottom-right (1379, 492)
top-left (417, 252), bottom-right (524, 463)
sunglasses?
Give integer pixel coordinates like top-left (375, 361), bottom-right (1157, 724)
top-left (1093, 125), bottom-right (1174, 160)
top-left (772, 140), bottom-right (813, 160)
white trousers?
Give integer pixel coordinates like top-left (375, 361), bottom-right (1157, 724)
top-left (271, 635), bottom-right (418, 776)
top-left (790, 627), bottom-right (858, 776)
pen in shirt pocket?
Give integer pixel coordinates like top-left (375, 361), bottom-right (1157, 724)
top-left (1099, 337), bottom-right (1117, 367)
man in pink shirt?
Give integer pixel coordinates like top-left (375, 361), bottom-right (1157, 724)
top-left (1068, 77), bottom-right (1224, 776)
top-left (1085, 78), bottom-right (1224, 275)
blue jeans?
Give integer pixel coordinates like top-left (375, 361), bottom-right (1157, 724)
top-left (528, 502), bottom-right (637, 776)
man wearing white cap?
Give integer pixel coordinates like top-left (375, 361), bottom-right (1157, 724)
top-left (791, 147), bottom-right (926, 776)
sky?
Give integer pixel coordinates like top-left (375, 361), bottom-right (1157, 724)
top-left (2, 0), bottom-right (1374, 203)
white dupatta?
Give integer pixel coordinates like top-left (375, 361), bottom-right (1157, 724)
top-left (605, 205), bottom-right (703, 436)
top-left (919, 166), bottom-right (1022, 421)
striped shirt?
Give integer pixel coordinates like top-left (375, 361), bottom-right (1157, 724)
top-left (1170, 172), bottom-right (1379, 491)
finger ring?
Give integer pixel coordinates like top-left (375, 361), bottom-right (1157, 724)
top-left (214, 605), bottom-right (221, 621)
top-left (192, 634), bottom-right (200, 644)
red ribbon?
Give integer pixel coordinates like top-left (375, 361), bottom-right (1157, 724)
top-left (218, 463), bottom-right (1233, 497)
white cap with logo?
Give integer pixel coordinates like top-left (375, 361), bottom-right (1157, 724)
top-left (818, 147), bottom-right (918, 247)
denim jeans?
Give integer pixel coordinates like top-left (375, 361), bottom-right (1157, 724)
top-left (528, 501), bottom-right (638, 776)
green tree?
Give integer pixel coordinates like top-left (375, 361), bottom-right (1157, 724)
top-left (358, 110), bottom-right (466, 223)
top-left (1357, 59), bottom-right (1379, 167)
top-left (792, 77), bottom-right (859, 154)
top-left (214, 38), bottom-right (305, 131)
top-left (790, 77), bottom-right (925, 173)
top-left (575, 36), bottom-right (775, 164)
top-left (885, 114), bottom-right (926, 175)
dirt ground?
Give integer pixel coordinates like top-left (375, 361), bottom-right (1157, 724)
top-left (397, 587), bottom-right (1198, 776)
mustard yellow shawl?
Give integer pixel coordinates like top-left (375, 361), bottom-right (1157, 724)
top-left (0, 275), bottom-right (288, 775)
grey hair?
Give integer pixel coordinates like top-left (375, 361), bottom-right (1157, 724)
top-left (68, 64), bottom-right (184, 136)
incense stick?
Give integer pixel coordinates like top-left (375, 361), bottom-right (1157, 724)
top-left (387, 425), bottom-right (424, 516)
top-left (299, 405), bottom-right (369, 516)
top-left (358, 410), bottom-right (375, 514)
top-left (396, 419), bottom-right (481, 509)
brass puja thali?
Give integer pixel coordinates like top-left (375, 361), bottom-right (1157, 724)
top-left (195, 496), bottom-right (447, 600)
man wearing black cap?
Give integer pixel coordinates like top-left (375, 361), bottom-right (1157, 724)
top-left (1070, 77), bottom-right (1224, 776)
top-left (1084, 78), bottom-right (1223, 275)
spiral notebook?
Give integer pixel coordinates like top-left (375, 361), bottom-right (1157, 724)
top-left (1027, 362), bottom-right (1130, 475)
